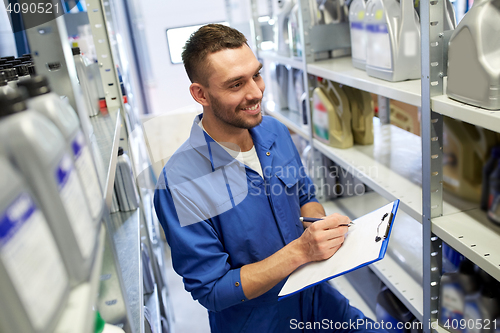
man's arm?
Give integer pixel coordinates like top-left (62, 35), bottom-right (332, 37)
top-left (240, 211), bottom-right (350, 300)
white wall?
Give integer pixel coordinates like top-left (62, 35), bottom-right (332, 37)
top-left (140, 0), bottom-right (227, 114)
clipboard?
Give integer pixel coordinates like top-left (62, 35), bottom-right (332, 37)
top-left (279, 200), bottom-right (400, 299)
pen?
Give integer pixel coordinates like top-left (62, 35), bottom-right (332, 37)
top-left (299, 217), bottom-right (355, 227)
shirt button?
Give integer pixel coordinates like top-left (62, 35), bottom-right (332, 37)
top-left (266, 152), bottom-right (270, 156)
top-left (235, 282), bottom-right (240, 287)
top-left (241, 299), bottom-right (245, 302)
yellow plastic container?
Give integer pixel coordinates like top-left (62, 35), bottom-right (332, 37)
top-left (443, 116), bottom-right (498, 202)
top-left (342, 86), bottom-right (374, 145)
top-left (312, 79), bottom-right (353, 149)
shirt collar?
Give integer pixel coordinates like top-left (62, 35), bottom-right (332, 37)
top-left (189, 113), bottom-right (277, 170)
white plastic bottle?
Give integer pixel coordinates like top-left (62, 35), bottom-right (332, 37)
top-left (0, 155), bottom-right (69, 333)
top-left (0, 73), bottom-right (14, 95)
top-left (73, 47), bottom-right (99, 116)
top-left (349, 0), bottom-right (368, 70)
top-left (0, 90), bottom-right (97, 285)
top-left (18, 76), bottom-right (104, 225)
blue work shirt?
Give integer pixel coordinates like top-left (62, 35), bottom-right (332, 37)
top-left (154, 114), bottom-right (378, 332)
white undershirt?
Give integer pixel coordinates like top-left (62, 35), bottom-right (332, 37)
top-left (199, 119), bottom-right (264, 178)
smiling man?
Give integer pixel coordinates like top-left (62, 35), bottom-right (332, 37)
top-left (154, 24), bottom-right (385, 332)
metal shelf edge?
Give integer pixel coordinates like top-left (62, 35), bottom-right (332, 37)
top-left (431, 95), bottom-right (500, 133)
top-left (432, 210), bottom-right (500, 281)
top-left (307, 57), bottom-right (422, 107)
top-left (263, 104), bottom-right (310, 140)
top-left (258, 51), bottom-right (305, 70)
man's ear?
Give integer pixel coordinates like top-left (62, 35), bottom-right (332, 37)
top-left (189, 83), bottom-right (209, 107)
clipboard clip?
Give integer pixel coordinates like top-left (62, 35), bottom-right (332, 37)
top-left (375, 212), bottom-right (394, 242)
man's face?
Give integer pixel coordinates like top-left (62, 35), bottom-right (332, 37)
top-left (204, 45), bottom-right (265, 129)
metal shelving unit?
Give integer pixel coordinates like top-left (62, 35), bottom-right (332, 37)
top-left (259, 50), bottom-right (305, 70)
top-left (431, 94), bottom-right (500, 133)
top-left (307, 57), bottom-right (422, 107)
top-left (250, 0), bottom-right (500, 331)
top-left (15, 0), bottom-right (167, 331)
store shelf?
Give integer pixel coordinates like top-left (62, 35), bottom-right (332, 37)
top-left (307, 57), bottom-right (422, 107)
top-left (314, 117), bottom-right (479, 223)
top-left (432, 209), bottom-right (500, 281)
top-left (431, 94), bottom-right (500, 133)
top-left (55, 225), bottom-right (106, 333)
top-left (323, 192), bottom-right (423, 321)
top-left (90, 107), bottom-right (122, 207)
top-left (329, 276), bottom-right (376, 320)
top-left (315, 118), bottom-right (423, 222)
top-left (259, 50), bottom-right (305, 70)
top-left (263, 101), bottom-right (310, 140)
top-left (108, 209), bottom-right (144, 333)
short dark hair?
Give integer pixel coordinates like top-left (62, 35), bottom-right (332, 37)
top-left (182, 24), bottom-right (248, 86)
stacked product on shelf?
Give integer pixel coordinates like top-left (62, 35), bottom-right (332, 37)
top-left (312, 77), bottom-right (374, 148)
top-left (364, 0), bottom-right (421, 82)
top-left (482, 147), bottom-right (500, 224)
top-left (439, 258), bottom-right (500, 333)
top-left (439, 259), bottom-right (480, 332)
top-left (306, 0), bottom-right (351, 60)
top-left (274, 64), bottom-right (290, 110)
top-left (442, 116), bottom-right (498, 203)
top-left (288, 2), bottom-right (302, 57)
top-left (0, 90), bottom-right (98, 286)
top-left (273, 0), bottom-right (296, 57)
top-left (0, 72), bottom-right (14, 95)
top-left (312, 77), bottom-right (353, 148)
top-left (343, 85), bottom-right (374, 145)
top-left (349, 0), bottom-right (368, 69)
top-left (446, 0), bottom-right (500, 110)
top-left (463, 270), bottom-right (500, 333)
top-left (73, 46), bottom-right (101, 117)
top-left (0, 155), bottom-right (69, 333)
top-left (18, 76), bottom-right (104, 225)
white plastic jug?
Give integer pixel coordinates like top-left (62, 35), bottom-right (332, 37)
top-left (365, 0), bottom-right (421, 81)
top-left (446, 0), bottom-right (500, 110)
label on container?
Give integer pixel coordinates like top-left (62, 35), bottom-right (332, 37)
top-left (440, 283), bottom-right (464, 332)
top-left (366, 23), bottom-right (392, 70)
top-left (0, 193), bottom-right (68, 330)
top-left (350, 21), bottom-right (367, 62)
top-left (313, 92), bottom-right (330, 142)
top-left (72, 131), bottom-right (103, 220)
top-left (464, 301), bottom-right (481, 333)
top-left (404, 31), bottom-right (418, 57)
top-left (56, 154), bottom-right (95, 259)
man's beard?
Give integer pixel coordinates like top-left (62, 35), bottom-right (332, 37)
top-left (208, 92), bottom-right (263, 130)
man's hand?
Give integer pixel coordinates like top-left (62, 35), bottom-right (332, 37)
top-left (296, 213), bottom-right (350, 262)
top-left (240, 211), bottom-right (350, 300)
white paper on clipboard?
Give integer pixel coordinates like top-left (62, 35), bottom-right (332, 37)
top-left (279, 200), bottom-right (399, 298)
